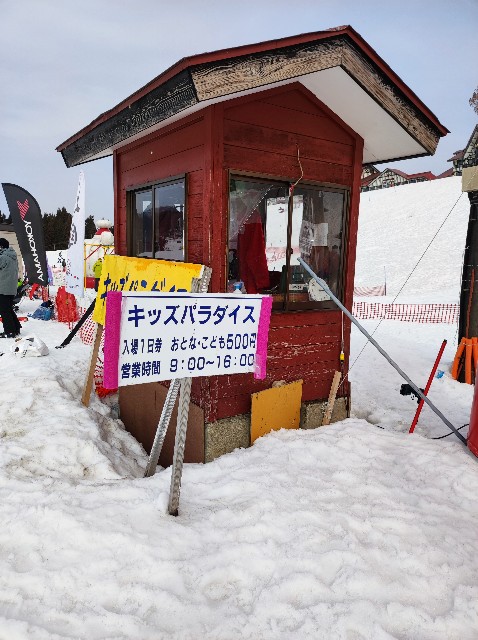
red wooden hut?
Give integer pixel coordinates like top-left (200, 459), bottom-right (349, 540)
top-left (57, 26), bottom-right (448, 464)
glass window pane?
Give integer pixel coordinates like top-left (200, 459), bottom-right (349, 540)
top-left (132, 190), bottom-right (153, 257)
top-left (154, 181), bottom-right (185, 261)
top-left (228, 179), bottom-right (287, 298)
top-left (292, 187), bottom-right (344, 303)
top-left (228, 177), bottom-right (346, 309)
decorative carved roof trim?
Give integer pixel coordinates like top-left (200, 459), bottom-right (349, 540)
top-left (57, 28), bottom-right (447, 168)
top-left (61, 70), bottom-right (197, 168)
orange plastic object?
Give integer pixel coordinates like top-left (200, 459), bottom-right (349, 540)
top-left (465, 338), bottom-right (473, 384)
top-left (451, 338), bottom-right (466, 380)
top-left (251, 380), bottom-right (303, 444)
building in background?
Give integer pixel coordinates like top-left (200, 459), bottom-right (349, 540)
top-left (361, 167), bottom-right (436, 191)
top-left (447, 149), bottom-right (465, 176)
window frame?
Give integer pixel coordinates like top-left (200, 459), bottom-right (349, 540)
top-left (227, 172), bottom-right (350, 312)
top-left (126, 175), bottom-right (187, 261)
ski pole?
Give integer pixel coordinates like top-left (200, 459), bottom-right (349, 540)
top-left (55, 298), bottom-right (96, 348)
top-left (409, 339), bottom-right (446, 433)
top-left (298, 257), bottom-right (467, 445)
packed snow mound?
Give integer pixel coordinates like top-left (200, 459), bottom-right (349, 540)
top-left (0, 306), bottom-right (146, 482)
top-left (355, 176), bottom-right (469, 300)
top-left (1, 421), bottom-right (477, 639)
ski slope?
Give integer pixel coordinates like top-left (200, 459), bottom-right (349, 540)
top-left (355, 176), bottom-right (469, 301)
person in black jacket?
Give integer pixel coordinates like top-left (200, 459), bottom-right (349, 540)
top-left (0, 238), bottom-right (21, 338)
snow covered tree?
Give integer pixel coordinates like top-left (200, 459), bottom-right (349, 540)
top-left (470, 86), bottom-right (478, 115)
top-left (85, 215), bottom-right (96, 239)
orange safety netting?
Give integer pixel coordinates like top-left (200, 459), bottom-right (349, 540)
top-left (78, 306), bottom-right (117, 398)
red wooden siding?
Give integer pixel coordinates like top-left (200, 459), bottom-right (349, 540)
top-left (115, 114), bottom-right (207, 257)
top-left (209, 85), bottom-right (361, 424)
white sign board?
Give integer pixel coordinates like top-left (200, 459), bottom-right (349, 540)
top-left (103, 292), bottom-right (272, 388)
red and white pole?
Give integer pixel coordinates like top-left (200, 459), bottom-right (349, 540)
top-left (409, 340), bottom-right (447, 434)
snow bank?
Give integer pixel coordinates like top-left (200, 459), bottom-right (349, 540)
top-left (1, 412), bottom-right (477, 639)
top-left (0, 302), bottom-right (145, 482)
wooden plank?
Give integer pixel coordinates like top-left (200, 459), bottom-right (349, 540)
top-left (321, 371), bottom-right (342, 426)
top-left (186, 239), bottom-right (204, 264)
top-left (119, 146), bottom-right (205, 190)
top-left (119, 382), bottom-right (205, 466)
top-left (270, 323), bottom-right (341, 345)
top-left (224, 99), bottom-right (354, 146)
top-left (209, 104), bottom-right (227, 293)
top-left (187, 193), bottom-right (205, 219)
top-left (224, 119), bottom-right (354, 167)
top-left (270, 309), bottom-right (342, 328)
top-left (120, 128), bottom-right (205, 175)
top-left (81, 324), bottom-right (103, 407)
top-left (187, 170), bottom-right (204, 196)
top-left (118, 116), bottom-right (206, 173)
top-left (261, 88), bottom-right (331, 114)
top-left (224, 145), bottom-right (352, 185)
top-left (192, 40), bottom-right (343, 102)
top-left (268, 344), bottom-right (340, 366)
top-left (250, 380), bottom-right (303, 444)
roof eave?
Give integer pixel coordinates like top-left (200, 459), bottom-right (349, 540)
top-left (57, 26), bottom-right (448, 168)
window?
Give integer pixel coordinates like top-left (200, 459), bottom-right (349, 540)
top-left (228, 176), bottom-right (347, 310)
top-left (130, 178), bottom-right (185, 260)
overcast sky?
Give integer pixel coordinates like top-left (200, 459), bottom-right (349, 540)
top-left (0, 0), bottom-right (477, 220)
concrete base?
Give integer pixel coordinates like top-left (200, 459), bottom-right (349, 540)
top-left (300, 397), bottom-right (348, 429)
top-left (205, 414), bottom-right (250, 463)
top-left (204, 397), bottom-right (348, 462)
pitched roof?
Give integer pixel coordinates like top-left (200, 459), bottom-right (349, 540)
top-left (364, 167), bottom-right (436, 187)
top-left (447, 150), bottom-right (465, 162)
top-left (57, 25), bottom-right (448, 169)
top-left (387, 168), bottom-right (409, 178)
top-left (463, 124), bottom-right (478, 161)
top-left (437, 168), bottom-right (454, 178)
top-left (406, 171), bottom-right (436, 180)
top-left (361, 174), bottom-right (378, 187)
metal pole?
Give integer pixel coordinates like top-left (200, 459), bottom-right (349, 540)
top-left (409, 339), bottom-right (447, 434)
top-left (55, 298), bottom-right (96, 348)
top-left (168, 377), bottom-right (192, 516)
top-left (166, 266), bottom-right (213, 514)
top-left (298, 257), bottom-right (467, 445)
top-left (144, 379), bottom-right (180, 477)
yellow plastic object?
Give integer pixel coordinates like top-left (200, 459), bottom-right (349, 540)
top-left (250, 380), bottom-right (303, 444)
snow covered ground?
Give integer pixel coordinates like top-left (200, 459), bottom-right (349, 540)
top-left (0, 176), bottom-right (478, 639)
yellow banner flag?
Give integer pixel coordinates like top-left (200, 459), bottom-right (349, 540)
top-left (92, 255), bottom-right (204, 325)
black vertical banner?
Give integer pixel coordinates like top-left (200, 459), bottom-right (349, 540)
top-left (1, 183), bottom-right (48, 285)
